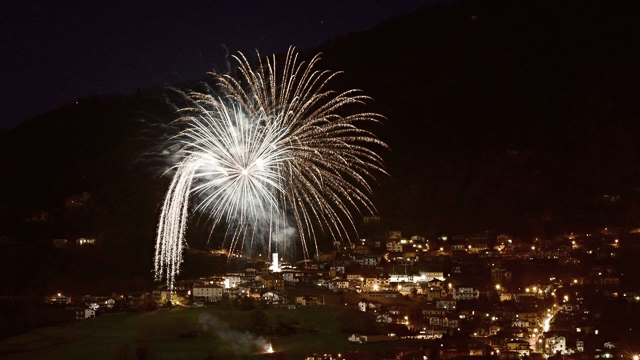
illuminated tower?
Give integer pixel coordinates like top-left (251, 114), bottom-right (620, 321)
top-left (269, 253), bottom-right (281, 272)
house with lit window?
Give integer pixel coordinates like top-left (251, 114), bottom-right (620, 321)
top-left (453, 287), bottom-right (479, 300)
top-left (261, 291), bottom-right (283, 304)
top-left (436, 300), bottom-right (457, 311)
top-left (75, 308), bottom-right (96, 320)
top-left (296, 295), bottom-right (320, 306)
top-left (193, 284), bottom-right (224, 302)
top-left (506, 340), bottom-right (530, 356)
top-left (545, 335), bottom-right (566, 354)
top-left (386, 241), bottom-right (403, 253)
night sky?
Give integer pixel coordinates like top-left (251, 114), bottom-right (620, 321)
top-left (0, 0), bottom-right (439, 130)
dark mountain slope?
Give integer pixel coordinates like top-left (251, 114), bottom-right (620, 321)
top-left (312, 0), bottom-right (640, 234)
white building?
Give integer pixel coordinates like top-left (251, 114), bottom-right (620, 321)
top-left (512, 319), bottom-right (530, 328)
top-left (261, 291), bottom-right (282, 303)
top-left (500, 293), bottom-right (514, 301)
top-left (281, 271), bottom-right (296, 282)
top-left (386, 241), bottom-right (403, 253)
top-left (76, 238), bottom-right (96, 246)
top-left (363, 256), bottom-right (380, 266)
top-left (331, 278), bottom-right (350, 290)
top-left (420, 271), bottom-right (445, 281)
top-left (389, 272), bottom-right (444, 284)
top-left (545, 335), bottom-right (566, 354)
top-left (269, 253), bottom-right (281, 272)
top-left (436, 300), bottom-right (457, 311)
top-left (507, 340), bottom-right (531, 356)
top-left (453, 287), bottom-right (479, 300)
top-left (103, 298), bottom-right (116, 309)
top-left (398, 282), bottom-right (421, 295)
top-left (365, 277), bottom-right (389, 291)
top-left (389, 274), bottom-right (420, 283)
top-left (193, 285), bottom-right (224, 301)
top-left (358, 300), bottom-right (367, 312)
top-left (224, 273), bottom-right (243, 288)
top-left (76, 308), bottom-right (96, 320)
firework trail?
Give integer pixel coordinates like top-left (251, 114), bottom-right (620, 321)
top-left (154, 47), bottom-right (386, 288)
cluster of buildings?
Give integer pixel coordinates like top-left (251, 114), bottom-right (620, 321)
top-left (52, 237), bottom-right (97, 248)
top-left (43, 226), bottom-right (640, 359)
top-left (228, 229), bottom-right (636, 358)
top-left (47, 292), bottom-right (119, 320)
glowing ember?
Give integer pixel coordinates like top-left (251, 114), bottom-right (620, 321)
top-left (266, 343), bottom-right (274, 353)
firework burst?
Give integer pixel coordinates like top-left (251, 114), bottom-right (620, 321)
top-left (154, 47), bottom-right (386, 288)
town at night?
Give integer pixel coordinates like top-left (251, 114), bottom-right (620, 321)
top-left (1, 1), bottom-right (640, 359)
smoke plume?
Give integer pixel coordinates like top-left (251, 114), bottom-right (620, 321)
top-left (198, 313), bottom-right (271, 355)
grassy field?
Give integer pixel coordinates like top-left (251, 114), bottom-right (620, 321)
top-left (0, 306), bottom-right (424, 359)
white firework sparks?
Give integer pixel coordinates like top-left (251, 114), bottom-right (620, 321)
top-left (154, 47), bottom-right (386, 288)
